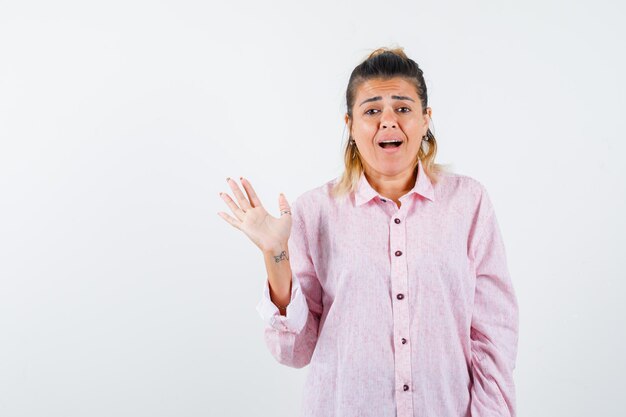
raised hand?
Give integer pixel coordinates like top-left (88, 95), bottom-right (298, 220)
top-left (218, 177), bottom-right (292, 253)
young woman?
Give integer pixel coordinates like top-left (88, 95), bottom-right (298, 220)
top-left (218, 46), bottom-right (519, 417)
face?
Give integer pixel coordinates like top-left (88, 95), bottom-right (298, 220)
top-left (345, 77), bottom-right (432, 178)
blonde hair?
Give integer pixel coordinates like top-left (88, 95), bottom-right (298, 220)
top-left (330, 46), bottom-right (451, 199)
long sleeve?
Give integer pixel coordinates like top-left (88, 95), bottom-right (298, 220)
top-left (468, 186), bottom-right (519, 417)
top-left (256, 272), bottom-right (309, 333)
top-left (254, 197), bottom-right (323, 368)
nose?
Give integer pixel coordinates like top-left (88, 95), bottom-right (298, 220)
top-left (380, 107), bottom-right (398, 129)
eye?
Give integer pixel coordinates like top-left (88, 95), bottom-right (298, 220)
top-left (364, 107), bottom-right (411, 116)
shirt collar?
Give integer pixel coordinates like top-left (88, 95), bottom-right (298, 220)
top-left (354, 159), bottom-right (435, 206)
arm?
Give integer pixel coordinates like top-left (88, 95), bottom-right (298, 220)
top-left (255, 198), bottom-right (323, 368)
top-left (469, 186), bottom-right (520, 417)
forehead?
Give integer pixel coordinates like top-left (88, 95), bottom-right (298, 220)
top-left (355, 77), bottom-right (418, 99)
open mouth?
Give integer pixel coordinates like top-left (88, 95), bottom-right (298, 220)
top-left (378, 140), bottom-right (403, 149)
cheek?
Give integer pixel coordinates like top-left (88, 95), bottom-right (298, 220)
top-left (400, 119), bottom-right (423, 132)
top-left (352, 124), bottom-right (377, 143)
top-left (410, 138), bottom-right (423, 150)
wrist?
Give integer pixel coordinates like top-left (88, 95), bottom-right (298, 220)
top-left (263, 242), bottom-right (288, 257)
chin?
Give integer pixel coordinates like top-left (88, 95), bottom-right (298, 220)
top-left (377, 165), bottom-right (406, 176)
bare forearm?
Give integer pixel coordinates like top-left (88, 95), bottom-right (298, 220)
top-left (263, 242), bottom-right (293, 316)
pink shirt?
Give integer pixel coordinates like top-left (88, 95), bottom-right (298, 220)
top-left (256, 159), bottom-right (519, 417)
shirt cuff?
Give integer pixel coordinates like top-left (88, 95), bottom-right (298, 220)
top-left (255, 274), bottom-right (309, 334)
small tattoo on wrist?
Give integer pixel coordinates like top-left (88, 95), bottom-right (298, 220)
top-left (273, 250), bottom-right (289, 263)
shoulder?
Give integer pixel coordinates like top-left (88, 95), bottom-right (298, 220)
top-left (433, 169), bottom-right (493, 213)
top-left (289, 177), bottom-right (339, 225)
top-left (293, 177), bottom-right (338, 206)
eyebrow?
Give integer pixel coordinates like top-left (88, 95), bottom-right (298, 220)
top-left (359, 95), bottom-right (415, 106)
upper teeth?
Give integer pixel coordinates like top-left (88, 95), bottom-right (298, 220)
top-left (380, 140), bottom-right (401, 143)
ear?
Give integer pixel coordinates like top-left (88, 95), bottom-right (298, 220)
top-left (344, 113), bottom-right (352, 134)
top-left (421, 107), bottom-right (432, 137)
top-left (424, 107), bottom-right (432, 129)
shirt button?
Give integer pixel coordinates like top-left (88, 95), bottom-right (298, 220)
top-left (403, 384), bottom-right (409, 391)
top-left (401, 338), bottom-right (407, 344)
top-left (396, 293), bottom-right (404, 300)
top-left (395, 250), bottom-right (402, 256)
top-left (394, 218), bottom-right (401, 224)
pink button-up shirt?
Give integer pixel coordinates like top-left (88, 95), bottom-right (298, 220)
top-left (256, 159), bottom-right (519, 417)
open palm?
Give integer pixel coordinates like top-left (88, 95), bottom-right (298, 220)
top-left (218, 177), bottom-right (292, 253)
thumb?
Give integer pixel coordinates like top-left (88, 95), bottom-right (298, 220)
top-left (278, 193), bottom-right (291, 213)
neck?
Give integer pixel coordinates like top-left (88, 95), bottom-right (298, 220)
top-left (364, 166), bottom-right (417, 203)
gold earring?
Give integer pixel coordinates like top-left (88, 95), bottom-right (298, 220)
top-left (349, 137), bottom-right (357, 159)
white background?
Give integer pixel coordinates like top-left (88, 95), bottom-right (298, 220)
top-left (1, 0), bottom-right (624, 416)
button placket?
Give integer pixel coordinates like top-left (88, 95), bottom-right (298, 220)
top-left (389, 210), bottom-right (413, 416)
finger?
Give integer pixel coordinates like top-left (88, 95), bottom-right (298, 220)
top-left (278, 193), bottom-right (291, 215)
top-left (240, 177), bottom-right (263, 208)
top-left (226, 177), bottom-right (252, 211)
top-left (217, 211), bottom-right (242, 230)
top-left (219, 192), bottom-right (246, 220)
